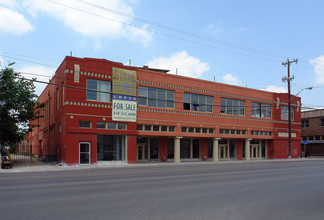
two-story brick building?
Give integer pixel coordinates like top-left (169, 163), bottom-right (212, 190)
top-left (301, 109), bottom-right (324, 156)
top-left (26, 56), bottom-right (302, 165)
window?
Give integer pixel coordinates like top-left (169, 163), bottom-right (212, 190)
top-left (107, 122), bottom-right (116, 129)
top-left (117, 123), bottom-right (127, 130)
top-left (169, 126), bottom-right (175, 132)
top-left (79, 120), bottom-right (91, 128)
top-left (251, 102), bottom-right (272, 118)
top-left (56, 87), bottom-right (60, 110)
top-left (97, 122), bottom-right (127, 130)
top-left (281, 106), bottom-right (294, 120)
top-left (86, 79), bottom-right (111, 102)
top-left (97, 135), bottom-right (126, 161)
top-left (301, 120), bottom-right (309, 128)
top-left (321, 119), bottom-right (324, 127)
top-left (183, 93), bottom-right (213, 112)
top-left (221, 98), bottom-right (245, 115)
top-left (138, 86), bottom-right (174, 108)
top-left (97, 122), bottom-right (106, 129)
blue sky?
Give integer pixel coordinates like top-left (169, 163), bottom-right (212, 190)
top-left (0, 0), bottom-right (324, 109)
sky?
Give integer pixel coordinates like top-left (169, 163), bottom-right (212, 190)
top-left (0, 0), bottom-right (324, 109)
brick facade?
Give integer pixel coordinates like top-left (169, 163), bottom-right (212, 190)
top-left (301, 109), bottom-right (324, 156)
top-left (25, 56), bottom-right (302, 165)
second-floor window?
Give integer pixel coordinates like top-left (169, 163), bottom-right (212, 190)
top-left (321, 119), bottom-right (324, 127)
top-left (183, 93), bottom-right (213, 112)
top-left (281, 106), bottom-right (294, 120)
top-left (138, 86), bottom-right (174, 108)
top-left (251, 102), bottom-right (272, 118)
top-left (86, 79), bottom-right (111, 102)
top-left (301, 120), bottom-right (309, 128)
top-left (221, 98), bottom-right (245, 115)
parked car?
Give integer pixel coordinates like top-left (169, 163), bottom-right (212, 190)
top-left (1, 146), bottom-right (13, 169)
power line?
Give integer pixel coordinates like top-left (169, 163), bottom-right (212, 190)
top-left (72, 0), bottom-right (289, 59)
top-left (44, 0), bottom-right (288, 63)
top-left (0, 54), bottom-right (58, 68)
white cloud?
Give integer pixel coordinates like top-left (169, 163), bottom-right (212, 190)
top-left (204, 22), bottom-right (223, 36)
top-left (0, 0), bottom-right (18, 8)
top-left (310, 55), bottom-right (324, 84)
top-left (19, 0), bottom-right (152, 47)
top-left (222, 73), bottom-right (241, 86)
top-left (261, 85), bottom-right (287, 93)
top-left (18, 65), bottom-right (56, 96)
top-left (126, 24), bottom-right (153, 48)
top-left (0, 7), bottom-right (33, 34)
top-left (146, 51), bottom-right (210, 78)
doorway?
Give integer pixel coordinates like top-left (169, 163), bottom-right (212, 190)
top-left (137, 143), bottom-right (149, 162)
top-left (219, 144), bottom-right (229, 160)
top-left (79, 142), bottom-right (90, 164)
top-left (250, 144), bottom-right (261, 159)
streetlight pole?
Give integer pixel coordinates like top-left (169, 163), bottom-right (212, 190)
top-left (282, 59), bottom-right (298, 159)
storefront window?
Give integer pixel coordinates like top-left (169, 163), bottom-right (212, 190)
top-left (193, 139), bottom-right (200, 158)
top-left (180, 139), bottom-right (191, 158)
top-left (150, 138), bottom-right (159, 159)
top-left (167, 138), bottom-right (174, 159)
top-left (208, 139), bottom-right (213, 158)
top-left (97, 135), bottom-right (125, 161)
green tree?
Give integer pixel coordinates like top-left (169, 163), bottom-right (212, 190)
top-left (0, 63), bottom-right (45, 146)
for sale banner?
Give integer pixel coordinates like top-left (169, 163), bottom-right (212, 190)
top-left (112, 68), bottom-right (137, 122)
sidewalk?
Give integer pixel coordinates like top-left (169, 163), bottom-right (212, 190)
top-left (1, 157), bottom-right (323, 173)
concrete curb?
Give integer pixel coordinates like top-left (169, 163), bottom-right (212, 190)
top-left (1, 157), bottom-right (323, 173)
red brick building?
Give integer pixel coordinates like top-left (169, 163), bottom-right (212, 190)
top-left (26, 56), bottom-right (302, 165)
top-left (301, 109), bottom-right (324, 156)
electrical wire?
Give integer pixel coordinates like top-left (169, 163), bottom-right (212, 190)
top-left (43, 0), bottom-right (289, 63)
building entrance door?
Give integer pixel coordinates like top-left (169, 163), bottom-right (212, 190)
top-left (79, 142), bottom-right (90, 165)
top-left (250, 144), bottom-right (260, 159)
top-left (219, 144), bottom-right (229, 160)
top-left (137, 143), bottom-right (148, 162)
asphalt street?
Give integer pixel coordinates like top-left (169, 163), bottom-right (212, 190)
top-left (1, 160), bottom-right (324, 220)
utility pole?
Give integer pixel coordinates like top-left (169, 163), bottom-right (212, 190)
top-left (282, 58), bottom-right (298, 159)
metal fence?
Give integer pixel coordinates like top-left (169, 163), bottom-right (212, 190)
top-left (7, 144), bottom-right (58, 167)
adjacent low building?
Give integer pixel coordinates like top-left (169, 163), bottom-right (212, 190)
top-left (25, 56), bottom-right (302, 165)
top-left (301, 109), bottom-right (324, 156)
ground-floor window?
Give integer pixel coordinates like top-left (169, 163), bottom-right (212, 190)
top-left (150, 138), bottom-right (159, 159)
top-left (167, 138), bottom-right (174, 159)
top-left (97, 135), bottom-right (126, 161)
top-left (261, 140), bottom-right (266, 158)
top-left (208, 139), bottom-right (213, 158)
top-left (180, 138), bottom-right (200, 159)
top-left (180, 139), bottom-right (191, 158)
top-left (229, 140), bottom-right (236, 159)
